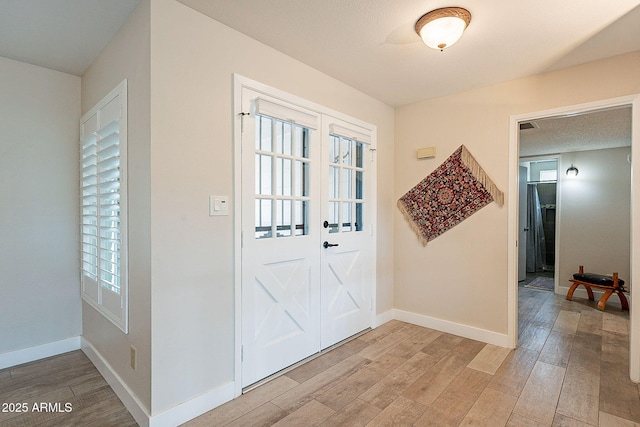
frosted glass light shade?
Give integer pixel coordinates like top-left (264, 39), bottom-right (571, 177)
top-left (415, 7), bottom-right (471, 51)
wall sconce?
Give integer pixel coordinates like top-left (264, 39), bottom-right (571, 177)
top-left (566, 165), bottom-right (579, 177)
top-left (415, 7), bottom-right (471, 51)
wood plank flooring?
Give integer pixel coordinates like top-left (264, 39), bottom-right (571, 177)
top-left (0, 350), bottom-right (137, 427)
top-left (2, 286), bottom-right (638, 426)
top-left (186, 288), bottom-right (639, 427)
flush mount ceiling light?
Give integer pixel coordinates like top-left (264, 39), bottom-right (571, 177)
top-left (415, 7), bottom-right (471, 51)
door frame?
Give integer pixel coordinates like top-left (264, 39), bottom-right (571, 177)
top-left (507, 93), bottom-right (640, 382)
top-left (232, 74), bottom-right (378, 396)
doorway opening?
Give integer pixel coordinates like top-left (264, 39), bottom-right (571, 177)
top-left (508, 97), bottom-right (638, 360)
top-left (518, 158), bottom-right (557, 292)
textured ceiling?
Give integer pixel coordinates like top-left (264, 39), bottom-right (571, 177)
top-left (519, 107), bottom-right (632, 157)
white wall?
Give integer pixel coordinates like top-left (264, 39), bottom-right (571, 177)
top-left (81, 0), bottom-right (152, 412)
top-left (0, 57), bottom-right (81, 355)
top-left (148, 0), bottom-right (395, 415)
top-left (394, 52), bottom-right (640, 339)
top-left (558, 146), bottom-right (631, 291)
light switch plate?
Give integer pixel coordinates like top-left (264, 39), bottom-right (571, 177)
top-left (209, 195), bottom-right (229, 216)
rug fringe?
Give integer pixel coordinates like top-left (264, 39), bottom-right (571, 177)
top-left (397, 199), bottom-right (428, 246)
top-left (460, 145), bottom-right (504, 206)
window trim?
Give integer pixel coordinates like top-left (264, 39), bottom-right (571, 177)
top-left (80, 80), bottom-right (128, 333)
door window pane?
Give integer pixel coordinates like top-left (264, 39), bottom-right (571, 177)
top-left (356, 171), bottom-right (363, 200)
top-left (256, 154), bottom-right (273, 195)
top-left (295, 128), bottom-right (309, 158)
top-left (283, 122), bottom-right (292, 155)
top-left (277, 200), bottom-right (292, 237)
top-left (254, 114), bottom-right (310, 239)
top-left (329, 166), bottom-right (339, 198)
top-left (295, 161), bottom-right (309, 197)
top-left (355, 142), bottom-right (364, 168)
top-left (342, 202), bottom-right (352, 232)
top-left (259, 116), bottom-right (272, 151)
top-left (295, 200), bottom-right (308, 236)
top-left (341, 138), bottom-right (352, 166)
top-left (327, 134), bottom-right (366, 234)
top-left (276, 157), bottom-right (292, 196)
top-left (275, 121), bottom-right (293, 155)
top-left (328, 202), bottom-right (339, 233)
top-left (342, 169), bottom-right (352, 199)
top-left (330, 136), bottom-right (340, 164)
top-left (255, 199), bottom-right (272, 239)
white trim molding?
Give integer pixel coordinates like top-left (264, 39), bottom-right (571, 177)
top-left (81, 338), bottom-right (150, 427)
top-left (82, 338), bottom-right (235, 427)
top-left (393, 309), bottom-right (510, 348)
top-left (374, 310), bottom-right (394, 328)
top-left (148, 383), bottom-right (235, 427)
top-left (0, 336), bottom-right (81, 370)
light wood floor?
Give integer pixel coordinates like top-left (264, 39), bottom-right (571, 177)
top-left (186, 288), bottom-right (639, 427)
top-left (3, 287), bottom-right (638, 426)
top-left (0, 350), bottom-right (137, 426)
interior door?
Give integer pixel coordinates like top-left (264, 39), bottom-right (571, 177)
top-left (240, 89), bottom-right (322, 387)
top-left (320, 118), bottom-right (374, 348)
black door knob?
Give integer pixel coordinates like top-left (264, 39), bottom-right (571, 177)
top-left (323, 241), bottom-right (339, 249)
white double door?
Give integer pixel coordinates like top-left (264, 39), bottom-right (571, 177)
top-left (240, 88), bottom-right (374, 387)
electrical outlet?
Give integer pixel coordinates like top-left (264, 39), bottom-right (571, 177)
top-left (130, 346), bottom-right (137, 370)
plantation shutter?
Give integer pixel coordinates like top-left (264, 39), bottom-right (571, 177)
top-left (80, 80), bottom-right (128, 333)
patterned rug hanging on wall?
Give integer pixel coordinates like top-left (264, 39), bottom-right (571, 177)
top-left (398, 145), bottom-right (504, 246)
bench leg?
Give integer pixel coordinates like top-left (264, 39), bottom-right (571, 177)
top-left (617, 291), bottom-right (630, 311)
top-left (597, 289), bottom-right (614, 311)
top-left (566, 282), bottom-right (579, 301)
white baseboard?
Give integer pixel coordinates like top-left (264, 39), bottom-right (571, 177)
top-left (374, 310), bottom-right (394, 328)
top-left (393, 309), bottom-right (510, 348)
top-left (81, 338), bottom-right (151, 427)
top-left (82, 337), bottom-right (236, 427)
top-left (149, 382), bottom-right (235, 427)
top-left (0, 336), bottom-right (81, 370)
